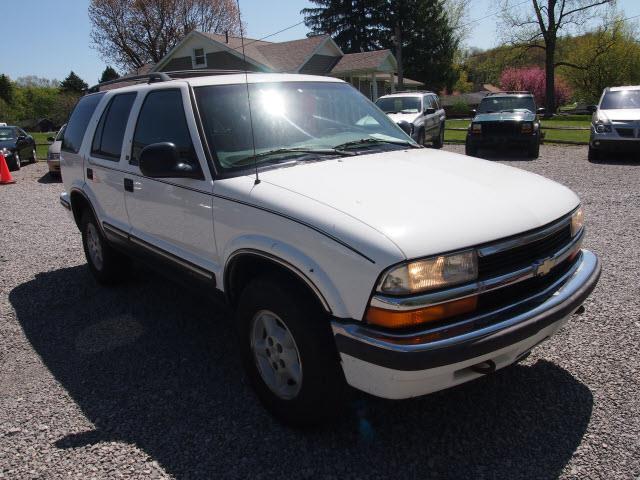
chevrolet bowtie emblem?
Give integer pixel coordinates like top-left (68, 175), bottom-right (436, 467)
top-left (535, 257), bottom-right (556, 276)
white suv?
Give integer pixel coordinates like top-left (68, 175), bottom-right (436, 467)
top-left (59, 71), bottom-right (600, 425)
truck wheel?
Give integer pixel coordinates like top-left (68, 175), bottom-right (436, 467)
top-left (433, 125), bottom-right (444, 149)
top-left (529, 142), bottom-right (540, 159)
top-left (588, 146), bottom-right (599, 162)
top-left (465, 142), bottom-right (477, 157)
top-left (81, 210), bottom-right (130, 285)
top-left (11, 153), bottom-right (21, 171)
top-left (416, 128), bottom-right (425, 146)
top-left (30, 148), bottom-right (37, 163)
top-left (236, 274), bottom-right (347, 426)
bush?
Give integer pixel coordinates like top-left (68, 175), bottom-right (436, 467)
top-left (450, 98), bottom-right (470, 115)
top-left (500, 66), bottom-right (572, 110)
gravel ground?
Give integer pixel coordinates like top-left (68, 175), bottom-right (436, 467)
top-left (1, 147), bottom-right (639, 479)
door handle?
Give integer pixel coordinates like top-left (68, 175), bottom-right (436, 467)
top-left (124, 178), bottom-right (134, 192)
top-left (86, 168), bottom-right (93, 180)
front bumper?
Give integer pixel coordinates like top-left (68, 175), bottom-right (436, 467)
top-left (331, 249), bottom-right (600, 399)
top-left (590, 135), bottom-right (640, 152)
top-left (47, 158), bottom-right (61, 173)
top-left (466, 132), bottom-right (539, 148)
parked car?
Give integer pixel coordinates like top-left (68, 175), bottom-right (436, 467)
top-left (46, 124), bottom-right (66, 175)
top-left (465, 92), bottom-right (544, 158)
top-left (375, 91), bottom-right (446, 147)
top-left (59, 72), bottom-right (600, 425)
top-left (587, 85), bottom-right (640, 161)
top-left (0, 126), bottom-right (37, 171)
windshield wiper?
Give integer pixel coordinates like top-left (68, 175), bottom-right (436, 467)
top-left (235, 147), bottom-right (354, 166)
top-left (333, 138), bottom-right (417, 150)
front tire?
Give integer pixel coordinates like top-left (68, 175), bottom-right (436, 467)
top-left (416, 128), bottom-right (425, 146)
top-left (588, 145), bottom-right (600, 162)
top-left (81, 210), bottom-right (130, 284)
top-left (10, 153), bottom-right (20, 171)
top-left (236, 274), bottom-right (347, 426)
top-left (433, 125), bottom-right (445, 149)
top-left (528, 141), bottom-right (540, 159)
top-left (29, 148), bottom-right (37, 163)
top-left (465, 141), bottom-right (478, 157)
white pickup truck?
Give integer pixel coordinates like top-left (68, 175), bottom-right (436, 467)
top-left (59, 71), bottom-right (600, 425)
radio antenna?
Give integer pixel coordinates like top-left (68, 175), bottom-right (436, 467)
top-left (235, 0), bottom-right (260, 185)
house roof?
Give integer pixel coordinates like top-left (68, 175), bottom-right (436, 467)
top-left (256, 35), bottom-right (331, 72)
top-left (201, 32), bottom-right (275, 70)
top-left (331, 50), bottom-right (395, 74)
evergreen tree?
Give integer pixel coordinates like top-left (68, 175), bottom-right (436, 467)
top-left (302, 0), bottom-right (385, 53)
top-left (99, 66), bottom-right (119, 83)
top-left (0, 74), bottom-right (13, 104)
top-left (59, 71), bottom-right (88, 94)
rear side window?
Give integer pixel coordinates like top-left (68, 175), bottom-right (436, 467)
top-left (131, 89), bottom-right (196, 165)
top-left (62, 93), bottom-right (105, 153)
top-left (91, 93), bottom-right (136, 161)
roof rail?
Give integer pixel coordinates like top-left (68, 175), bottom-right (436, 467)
top-left (86, 69), bottom-right (248, 93)
top-left (388, 89), bottom-right (436, 95)
top-left (486, 91), bottom-right (532, 96)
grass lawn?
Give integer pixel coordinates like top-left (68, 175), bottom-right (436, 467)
top-left (28, 132), bottom-right (56, 160)
top-left (444, 115), bottom-right (591, 144)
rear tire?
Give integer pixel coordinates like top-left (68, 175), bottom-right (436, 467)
top-left (236, 274), bottom-right (347, 426)
top-left (81, 210), bottom-right (130, 285)
top-left (433, 125), bottom-right (444, 149)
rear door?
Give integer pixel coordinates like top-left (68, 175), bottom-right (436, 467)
top-left (423, 95), bottom-right (439, 137)
top-left (123, 85), bottom-right (217, 277)
top-left (85, 92), bottom-right (138, 235)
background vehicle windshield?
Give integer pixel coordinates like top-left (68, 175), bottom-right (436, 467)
top-left (600, 90), bottom-right (640, 109)
top-left (195, 81), bottom-right (410, 171)
top-left (55, 124), bottom-right (67, 141)
top-left (0, 127), bottom-right (14, 140)
top-left (375, 96), bottom-right (421, 114)
top-left (477, 96), bottom-right (536, 113)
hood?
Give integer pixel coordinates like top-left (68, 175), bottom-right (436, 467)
top-left (242, 148), bottom-right (579, 261)
top-left (598, 109), bottom-right (640, 122)
top-left (473, 111), bottom-right (535, 122)
top-left (0, 139), bottom-right (15, 149)
top-left (386, 112), bottom-right (421, 124)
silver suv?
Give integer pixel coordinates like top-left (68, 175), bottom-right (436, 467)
top-left (375, 91), bottom-right (446, 148)
top-left (588, 85), bottom-right (640, 161)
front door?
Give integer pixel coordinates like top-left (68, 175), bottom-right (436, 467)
top-left (123, 86), bottom-right (218, 276)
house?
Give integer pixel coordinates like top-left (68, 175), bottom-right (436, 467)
top-left (17, 118), bottom-right (56, 132)
top-left (146, 31), bottom-right (422, 100)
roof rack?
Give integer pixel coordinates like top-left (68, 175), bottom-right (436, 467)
top-left (486, 91), bottom-right (532, 96)
top-left (388, 89), bottom-right (436, 95)
top-left (86, 69), bottom-right (248, 93)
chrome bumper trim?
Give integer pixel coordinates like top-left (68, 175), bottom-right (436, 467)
top-left (334, 249), bottom-right (600, 357)
top-left (371, 228), bottom-right (584, 311)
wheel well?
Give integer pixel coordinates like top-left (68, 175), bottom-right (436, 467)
top-left (69, 190), bottom-right (91, 230)
top-left (224, 253), bottom-right (329, 313)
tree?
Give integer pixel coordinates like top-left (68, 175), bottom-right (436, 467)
top-left (99, 66), bottom-right (120, 83)
top-left (60, 72), bottom-right (88, 94)
top-left (51, 94), bottom-right (80, 126)
top-left (559, 18), bottom-right (640, 103)
top-left (0, 74), bottom-right (13, 104)
top-left (15, 76), bottom-right (60, 88)
top-left (302, 0), bottom-right (384, 53)
top-left (89, 0), bottom-right (243, 71)
top-left (500, 66), bottom-right (572, 108)
top-left (500, 0), bottom-right (614, 114)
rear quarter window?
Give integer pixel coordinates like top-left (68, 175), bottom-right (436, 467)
top-left (62, 93), bottom-right (105, 153)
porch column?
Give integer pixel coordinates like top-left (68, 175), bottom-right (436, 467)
top-left (390, 72), bottom-right (395, 93)
top-left (371, 72), bottom-right (378, 100)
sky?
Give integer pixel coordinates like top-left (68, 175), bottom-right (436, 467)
top-left (1, 0), bottom-right (639, 84)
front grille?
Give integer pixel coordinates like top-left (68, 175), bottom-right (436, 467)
top-left (616, 128), bottom-right (635, 138)
top-left (478, 223), bottom-right (572, 279)
top-left (482, 122), bottom-right (520, 136)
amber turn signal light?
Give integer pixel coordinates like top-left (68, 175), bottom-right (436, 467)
top-left (365, 296), bottom-right (478, 329)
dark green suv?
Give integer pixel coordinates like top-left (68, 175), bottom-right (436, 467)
top-left (465, 92), bottom-right (544, 159)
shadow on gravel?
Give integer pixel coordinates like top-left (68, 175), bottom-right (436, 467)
top-left (471, 149), bottom-right (535, 162)
top-left (37, 172), bottom-right (62, 184)
top-left (10, 266), bottom-right (593, 479)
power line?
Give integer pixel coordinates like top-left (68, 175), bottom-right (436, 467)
top-left (455, 0), bottom-right (531, 30)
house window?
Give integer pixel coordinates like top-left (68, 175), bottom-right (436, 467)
top-left (193, 48), bottom-right (206, 68)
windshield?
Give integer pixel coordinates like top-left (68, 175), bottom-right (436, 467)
top-left (600, 90), bottom-right (640, 110)
top-left (477, 96), bottom-right (536, 113)
top-left (375, 96), bottom-right (421, 114)
top-left (0, 127), bottom-right (14, 140)
top-left (195, 81), bottom-right (412, 171)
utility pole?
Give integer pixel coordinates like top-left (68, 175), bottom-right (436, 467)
top-left (395, 21), bottom-right (403, 89)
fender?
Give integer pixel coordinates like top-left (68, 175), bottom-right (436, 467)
top-left (223, 235), bottom-right (350, 318)
top-left (69, 186), bottom-right (104, 235)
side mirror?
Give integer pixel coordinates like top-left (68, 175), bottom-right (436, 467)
top-left (47, 136), bottom-right (56, 142)
top-left (139, 142), bottom-right (202, 179)
top-left (537, 107), bottom-right (546, 115)
top-left (424, 107), bottom-right (436, 115)
top-left (587, 105), bottom-right (597, 113)
top-left (396, 120), bottom-right (413, 136)
top-left (17, 135), bottom-right (26, 141)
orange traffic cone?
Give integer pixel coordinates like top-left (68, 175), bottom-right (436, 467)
top-left (0, 153), bottom-right (15, 184)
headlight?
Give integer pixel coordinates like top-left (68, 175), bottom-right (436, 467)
top-left (1, 147), bottom-right (11, 156)
top-left (571, 206), bottom-right (584, 236)
top-left (471, 123), bottom-right (482, 134)
top-left (595, 122), bottom-right (612, 133)
top-left (378, 250), bottom-right (478, 295)
top-left (521, 122), bottom-right (533, 134)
